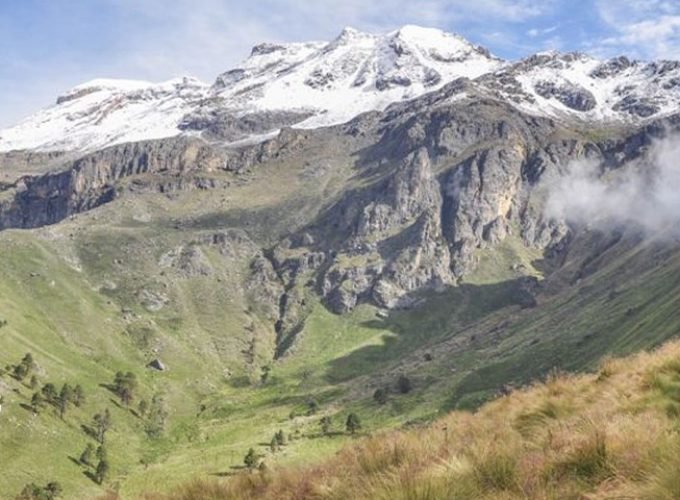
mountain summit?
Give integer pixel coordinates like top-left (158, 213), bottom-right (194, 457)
top-left (1, 25), bottom-right (679, 154)
top-left (0, 26), bottom-right (497, 153)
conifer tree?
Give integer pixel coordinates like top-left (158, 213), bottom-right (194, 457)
top-left (95, 459), bottom-right (109, 484)
top-left (244, 447), bottom-right (257, 469)
top-left (79, 443), bottom-right (95, 466)
top-left (346, 413), bottom-right (361, 434)
top-left (320, 416), bottom-right (332, 435)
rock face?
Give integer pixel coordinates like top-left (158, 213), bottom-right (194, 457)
top-left (534, 81), bottom-right (597, 111)
top-left (0, 52), bottom-right (678, 357)
top-left (0, 138), bottom-right (225, 230)
top-left (254, 88), bottom-right (678, 330)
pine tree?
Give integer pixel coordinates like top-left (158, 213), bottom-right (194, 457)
top-left (397, 375), bottom-right (412, 394)
top-left (18, 481), bottom-right (62, 499)
top-left (244, 447), bottom-right (258, 469)
top-left (373, 387), bottom-right (388, 405)
top-left (92, 409), bottom-right (111, 443)
top-left (41, 383), bottom-right (58, 405)
top-left (269, 436), bottom-right (278, 453)
top-left (346, 413), bottom-right (361, 435)
top-left (306, 399), bottom-right (319, 416)
top-left (58, 384), bottom-right (73, 418)
top-left (13, 353), bottom-right (35, 381)
top-left (275, 429), bottom-right (286, 446)
top-left (261, 364), bottom-right (271, 384)
top-left (138, 399), bottom-right (148, 417)
top-left (113, 371), bottom-right (137, 406)
top-left (45, 481), bottom-right (62, 499)
top-left (73, 384), bottom-right (85, 407)
top-left (145, 393), bottom-right (168, 438)
top-left (79, 443), bottom-right (95, 466)
top-left (96, 445), bottom-right (107, 462)
top-left (13, 363), bottom-right (27, 381)
top-left (95, 459), bottom-right (109, 484)
top-left (29, 375), bottom-right (38, 390)
top-left (31, 392), bottom-right (43, 414)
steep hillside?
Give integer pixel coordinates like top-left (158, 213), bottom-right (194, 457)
top-left (152, 337), bottom-right (680, 499)
top-left (1, 111), bottom-right (680, 498)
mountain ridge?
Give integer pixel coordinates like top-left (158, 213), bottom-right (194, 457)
top-left (2, 25), bottom-right (679, 154)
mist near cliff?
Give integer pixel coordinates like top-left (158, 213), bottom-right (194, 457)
top-left (545, 136), bottom-right (680, 236)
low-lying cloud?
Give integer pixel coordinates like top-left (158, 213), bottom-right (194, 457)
top-left (545, 136), bottom-right (680, 236)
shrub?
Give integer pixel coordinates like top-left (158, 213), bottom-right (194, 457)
top-left (397, 375), bottom-right (412, 394)
top-left (320, 416), bottom-right (332, 435)
top-left (79, 443), bottom-right (95, 466)
top-left (373, 388), bottom-right (388, 405)
top-left (346, 413), bottom-right (361, 434)
top-left (244, 448), bottom-right (258, 469)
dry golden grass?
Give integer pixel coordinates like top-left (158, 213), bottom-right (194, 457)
top-left (143, 339), bottom-right (680, 499)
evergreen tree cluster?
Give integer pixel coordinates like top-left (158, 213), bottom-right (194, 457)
top-left (16, 481), bottom-right (62, 500)
top-left (12, 353), bottom-right (36, 381)
top-left (112, 371), bottom-right (138, 406)
top-left (31, 382), bottom-right (84, 418)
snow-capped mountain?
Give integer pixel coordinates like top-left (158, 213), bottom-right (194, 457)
top-left (476, 52), bottom-right (680, 122)
top-left (0, 26), bottom-right (500, 153)
top-left (204, 26), bottom-right (502, 129)
top-left (0, 77), bottom-right (209, 152)
top-left (1, 25), bottom-right (680, 153)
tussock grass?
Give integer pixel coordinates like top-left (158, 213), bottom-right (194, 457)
top-left (143, 338), bottom-right (680, 499)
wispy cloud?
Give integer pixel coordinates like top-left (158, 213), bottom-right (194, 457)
top-left (594, 0), bottom-right (680, 59)
top-left (527, 25), bottom-right (558, 38)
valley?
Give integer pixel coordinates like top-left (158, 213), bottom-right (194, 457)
top-left (0, 24), bottom-right (679, 499)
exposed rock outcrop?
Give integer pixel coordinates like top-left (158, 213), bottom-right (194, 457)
top-left (0, 138), bottom-right (226, 230)
top-left (1, 77), bottom-right (677, 360)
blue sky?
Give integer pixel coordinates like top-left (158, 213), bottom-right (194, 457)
top-left (1, 0), bottom-right (679, 127)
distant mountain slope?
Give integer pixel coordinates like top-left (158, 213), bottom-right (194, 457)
top-left (0, 77), bottom-right (208, 153)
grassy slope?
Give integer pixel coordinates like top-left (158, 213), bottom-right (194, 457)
top-left (3, 220), bottom-right (680, 498)
top-left (2, 143), bottom-right (680, 498)
top-left (154, 337), bottom-right (680, 500)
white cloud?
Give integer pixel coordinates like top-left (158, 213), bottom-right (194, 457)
top-left (546, 136), bottom-right (680, 237)
top-left (595, 0), bottom-right (680, 59)
top-left (527, 25), bottom-right (558, 38)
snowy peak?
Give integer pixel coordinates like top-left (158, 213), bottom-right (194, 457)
top-left (2, 25), bottom-right (680, 154)
top-left (390, 24), bottom-right (493, 61)
top-left (477, 51), bottom-right (680, 121)
top-left (200, 25), bottom-right (502, 134)
top-left (55, 77), bottom-right (207, 106)
top-left (0, 26), bottom-right (502, 153)
top-left (0, 76), bottom-right (209, 153)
